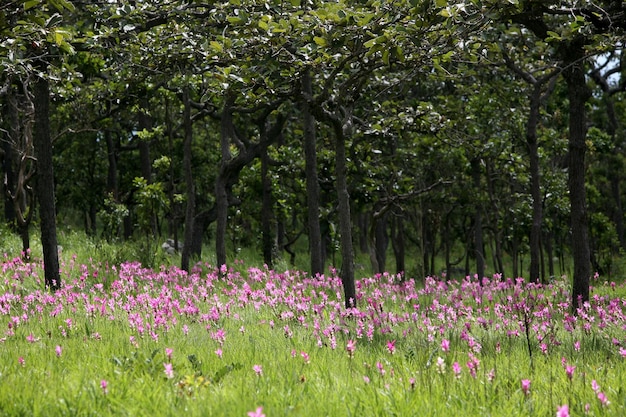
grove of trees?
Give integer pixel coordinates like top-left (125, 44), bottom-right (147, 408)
top-left (1, 0), bottom-right (625, 309)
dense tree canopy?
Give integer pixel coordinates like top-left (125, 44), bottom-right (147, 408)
top-left (1, 0), bottom-right (625, 308)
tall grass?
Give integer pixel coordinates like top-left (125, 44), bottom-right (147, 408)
top-left (0, 231), bottom-right (625, 416)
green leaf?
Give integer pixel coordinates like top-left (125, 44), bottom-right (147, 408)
top-left (313, 36), bottom-right (326, 46)
top-left (48, 0), bottom-right (75, 12)
top-left (436, 0), bottom-right (447, 6)
top-left (546, 30), bottom-right (561, 41)
top-left (382, 48), bottom-right (390, 66)
top-left (364, 35), bottom-right (387, 48)
top-left (209, 40), bottom-right (223, 52)
top-left (24, 0), bottom-right (40, 11)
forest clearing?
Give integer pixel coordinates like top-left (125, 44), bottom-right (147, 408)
top-left (0, 245), bottom-right (625, 416)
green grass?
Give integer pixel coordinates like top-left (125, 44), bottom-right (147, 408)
top-left (0, 229), bottom-right (625, 416)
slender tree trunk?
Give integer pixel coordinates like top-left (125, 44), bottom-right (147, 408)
top-left (374, 213), bottom-right (388, 273)
top-left (302, 70), bottom-right (324, 275)
top-left (181, 86), bottom-right (195, 272)
top-left (471, 158), bottom-right (485, 280)
top-left (32, 69), bottom-right (60, 290)
top-left (390, 216), bottom-right (405, 276)
top-left (563, 50), bottom-right (591, 310)
top-left (2, 87), bottom-right (17, 228)
top-left (527, 83), bottom-right (543, 283)
top-left (333, 116), bottom-right (356, 308)
top-left (260, 146), bottom-right (273, 268)
top-left (215, 94), bottom-right (236, 269)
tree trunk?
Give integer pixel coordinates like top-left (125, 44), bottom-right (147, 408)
top-left (390, 215), bottom-right (405, 276)
top-left (181, 86), bottom-right (195, 272)
top-left (563, 47), bottom-right (592, 310)
top-left (215, 94), bottom-right (235, 270)
top-left (471, 158), bottom-right (485, 280)
top-left (374, 213), bottom-right (388, 273)
top-left (32, 69), bottom-right (60, 291)
top-left (333, 115), bottom-right (356, 308)
top-left (527, 83), bottom-right (543, 283)
top-left (2, 87), bottom-right (18, 228)
top-left (260, 145), bottom-right (273, 268)
top-left (302, 70), bottom-right (324, 275)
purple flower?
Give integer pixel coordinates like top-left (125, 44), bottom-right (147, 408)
top-left (597, 391), bottom-right (610, 406)
top-left (452, 362), bottom-right (462, 378)
top-left (346, 340), bottom-right (356, 358)
top-left (441, 339), bottom-right (450, 353)
top-left (55, 345), bottom-right (62, 357)
top-left (556, 404), bottom-right (569, 417)
top-left (521, 379), bottom-right (531, 395)
top-left (164, 363), bottom-right (174, 379)
top-left (100, 379), bottom-right (108, 394)
top-left (253, 364), bottom-right (263, 376)
top-left (386, 340), bottom-right (396, 355)
top-left (247, 406), bottom-right (265, 417)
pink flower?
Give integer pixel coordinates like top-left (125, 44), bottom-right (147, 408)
top-left (247, 406), bottom-right (265, 417)
top-left (376, 362), bottom-right (385, 376)
top-left (574, 341), bottom-right (581, 351)
top-left (215, 348), bottom-right (223, 358)
top-left (55, 345), bottom-right (62, 357)
top-left (619, 347), bottom-right (626, 358)
top-left (18, 357), bottom-right (24, 366)
top-left (556, 404), bottom-right (569, 417)
top-left (253, 365), bottom-right (263, 376)
top-left (346, 340), bottom-right (356, 358)
top-left (591, 379), bottom-right (600, 393)
top-left (300, 351), bottom-right (310, 364)
top-left (441, 339), bottom-right (450, 353)
top-left (100, 379), bottom-right (108, 394)
top-left (597, 391), bottom-right (610, 406)
top-left (164, 363), bottom-right (174, 379)
top-left (452, 361), bottom-right (462, 378)
top-left (363, 375), bottom-right (370, 384)
top-left (521, 379), bottom-right (531, 395)
top-left (386, 340), bottom-right (396, 355)
top-left (565, 365), bottom-right (575, 380)
top-left (165, 348), bottom-right (173, 360)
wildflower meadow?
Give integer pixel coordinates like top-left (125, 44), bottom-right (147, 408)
top-left (1, 253), bottom-right (625, 416)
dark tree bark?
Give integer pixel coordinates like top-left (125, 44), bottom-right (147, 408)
top-left (215, 93), bottom-right (286, 270)
top-left (2, 81), bottom-right (36, 258)
top-left (471, 157), bottom-right (485, 280)
top-left (527, 83), bottom-right (545, 283)
top-left (332, 114), bottom-right (356, 308)
top-left (301, 70), bottom-right (324, 275)
top-left (562, 43), bottom-right (592, 310)
top-left (215, 93), bottom-right (236, 269)
top-left (104, 130), bottom-right (118, 200)
top-left (503, 51), bottom-right (558, 283)
top-left (390, 215), bottom-right (405, 276)
top-left (374, 213), bottom-right (388, 273)
top-left (2, 88), bottom-right (18, 228)
top-left (32, 68), bottom-right (60, 291)
top-left (181, 86), bottom-right (195, 272)
top-left (260, 146), bottom-right (273, 268)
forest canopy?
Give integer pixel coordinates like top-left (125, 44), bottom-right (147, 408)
top-left (1, 0), bottom-right (625, 308)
